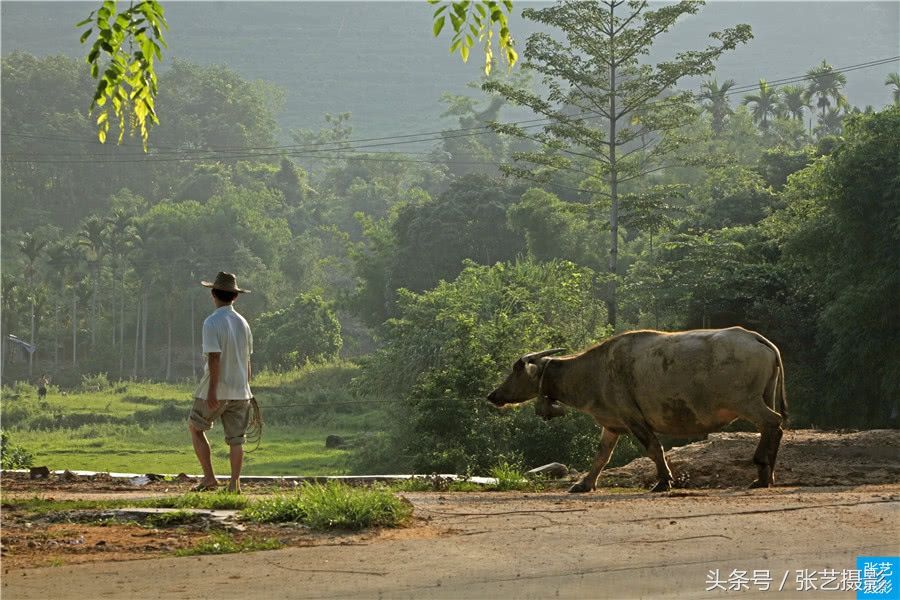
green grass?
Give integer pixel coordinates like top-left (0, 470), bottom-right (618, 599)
top-left (143, 510), bottom-right (206, 528)
top-left (3, 491), bottom-right (250, 515)
top-left (241, 482), bottom-right (413, 530)
top-left (1, 363), bottom-right (386, 476)
top-left (175, 533), bottom-right (282, 556)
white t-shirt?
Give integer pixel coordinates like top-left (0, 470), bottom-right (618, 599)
top-left (194, 305), bottom-right (253, 400)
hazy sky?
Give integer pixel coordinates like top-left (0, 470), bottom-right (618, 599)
top-left (2, 2), bottom-right (897, 138)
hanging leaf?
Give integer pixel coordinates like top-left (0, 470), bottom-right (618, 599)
top-left (79, 0), bottom-right (168, 151)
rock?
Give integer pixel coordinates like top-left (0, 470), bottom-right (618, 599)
top-left (175, 473), bottom-right (192, 482)
top-left (60, 470), bottom-right (77, 481)
top-left (325, 435), bottom-right (347, 449)
top-left (526, 463), bottom-right (570, 480)
top-left (29, 466), bottom-right (50, 479)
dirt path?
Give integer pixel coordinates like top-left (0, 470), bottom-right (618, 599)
top-left (4, 484), bottom-right (899, 599)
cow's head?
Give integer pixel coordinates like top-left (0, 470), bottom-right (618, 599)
top-left (487, 348), bottom-right (566, 406)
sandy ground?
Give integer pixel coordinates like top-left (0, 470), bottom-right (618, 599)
top-left (3, 430), bottom-right (900, 599)
top-left (2, 485), bottom-right (898, 599)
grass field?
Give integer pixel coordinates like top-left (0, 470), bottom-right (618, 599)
top-left (1, 363), bottom-right (387, 476)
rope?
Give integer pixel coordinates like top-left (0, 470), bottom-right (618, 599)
top-left (244, 397), bottom-right (263, 453)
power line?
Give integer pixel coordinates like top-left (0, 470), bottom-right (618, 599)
top-left (2, 55), bottom-right (897, 165)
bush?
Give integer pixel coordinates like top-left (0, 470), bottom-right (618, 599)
top-left (1, 431), bottom-right (34, 469)
top-left (354, 259), bottom-right (612, 475)
top-left (241, 482), bottom-right (412, 530)
top-left (80, 372), bottom-right (111, 392)
top-left (255, 293), bottom-right (342, 371)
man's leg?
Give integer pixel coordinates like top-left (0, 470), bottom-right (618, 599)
top-left (222, 399), bottom-right (251, 493)
top-left (189, 423), bottom-right (218, 487)
top-left (229, 444), bottom-right (243, 493)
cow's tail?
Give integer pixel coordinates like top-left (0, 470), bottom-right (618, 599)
top-left (752, 332), bottom-right (788, 425)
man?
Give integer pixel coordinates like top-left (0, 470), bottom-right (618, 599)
top-left (188, 272), bottom-right (254, 493)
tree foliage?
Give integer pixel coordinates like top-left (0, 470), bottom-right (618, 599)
top-left (78, 0), bottom-right (168, 149)
top-left (483, 0), bottom-right (752, 326)
top-left (255, 294), bottom-right (343, 370)
top-left (356, 259), bottom-right (611, 473)
top-left (430, 0), bottom-right (518, 74)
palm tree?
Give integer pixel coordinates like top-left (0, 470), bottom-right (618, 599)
top-left (699, 78), bottom-right (736, 135)
top-left (77, 216), bottom-right (107, 349)
top-left (778, 85), bottom-right (810, 121)
top-left (17, 233), bottom-right (48, 376)
top-left (815, 107), bottom-right (845, 137)
top-left (47, 241), bottom-right (84, 368)
top-left (105, 209), bottom-right (137, 375)
top-left (886, 72), bottom-right (900, 105)
top-left (806, 60), bottom-right (848, 120)
top-left (129, 220), bottom-right (154, 377)
top-left (742, 80), bottom-right (778, 131)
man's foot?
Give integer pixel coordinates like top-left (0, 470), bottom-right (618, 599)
top-left (191, 479), bottom-right (219, 492)
top-left (227, 479), bottom-right (241, 494)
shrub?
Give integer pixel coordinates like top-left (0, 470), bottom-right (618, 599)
top-left (80, 372), bottom-right (111, 392)
top-left (241, 482), bottom-right (412, 530)
top-left (1, 430), bottom-right (34, 469)
top-left (354, 259), bottom-right (612, 475)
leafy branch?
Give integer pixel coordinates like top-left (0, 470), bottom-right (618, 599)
top-left (430, 0), bottom-right (518, 74)
top-left (77, 0), bottom-right (168, 150)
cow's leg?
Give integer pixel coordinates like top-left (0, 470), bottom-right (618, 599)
top-left (568, 428), bottom-right (620, 493)
top-left (627, 421), bottom-right (673, 493)
top-left (744, 403), bottom-right (784, 488)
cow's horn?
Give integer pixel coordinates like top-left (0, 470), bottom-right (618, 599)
top-left (522, 348), bottom-right (566, 363)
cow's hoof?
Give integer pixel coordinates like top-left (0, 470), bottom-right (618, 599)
top-left (650, 480), bottom-right (672, 493)
top-left (748, 479), bottom-right (770, 489)
top-left (568, 482), bottom-right (593, 494)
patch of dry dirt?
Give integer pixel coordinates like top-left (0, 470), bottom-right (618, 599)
top-left (599, 429), bottom-right (900, 488)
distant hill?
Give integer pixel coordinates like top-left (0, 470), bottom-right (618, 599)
top-left (2, 1), bottom-right (897, 141)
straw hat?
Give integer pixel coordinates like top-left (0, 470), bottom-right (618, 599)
top-left (200, 272), bottom-right (251, 294)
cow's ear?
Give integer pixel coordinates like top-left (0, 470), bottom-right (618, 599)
top-left (525, 362), bottom-right (539, 378)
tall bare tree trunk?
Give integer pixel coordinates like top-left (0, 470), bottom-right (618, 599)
top-left (54, 304), bottom-right (59, 368)
top-left (29, 298), bottom-right (35, 378)
top-left (133, 296), bottom-right (141, 379)
top-left (190, 292), bottom-right (197, 380)
top-left (119, 268), bottom-right (125, 376)
top-left (91, 263), bottom-right (98, 348)
top-left (141, 287), bottom-right (148, 375)
top-left (607, 10), bottom-right (619, 330)
top-left (165, 310), bottom-right (172, 381)
top-left (72, 293), bottom-right (78, 368)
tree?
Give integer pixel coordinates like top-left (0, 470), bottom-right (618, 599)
top-left (17, 232), bottom-right (48, 376)
top-left (815, 107), bottom-right (845, 138)
top-left (77, 215), bottom-right (107, 350)
top-left (771, 107), bottom-right (900, 426)
top-left (699, 78), bottom-right (735, 135)
top-left (777, 85), bottom-right (810, 121)
top-left (483, 0), bottom-right (752, 327)
top-left (805, 60), bottom-right (847, 120)
top-left (742, 79), bottom-right (778, 131)
top-left (255, 294), bottom-right (342, 370)
top-left (884, 72), bottom-right (900, 105)
top-left (390, 174), bottom-right (525, 293)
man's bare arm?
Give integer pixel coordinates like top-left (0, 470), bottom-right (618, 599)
top-left (207, 352), bottom-right (221, 411)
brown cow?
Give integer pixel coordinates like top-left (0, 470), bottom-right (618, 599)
top-left (487, 327), bottom-right (787, 492)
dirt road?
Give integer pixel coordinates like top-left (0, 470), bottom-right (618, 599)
top-left (4, 484), bottom-right (898, 599)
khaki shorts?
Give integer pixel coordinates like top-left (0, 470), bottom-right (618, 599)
top-left (189, 397), bottom-right (252, 446)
